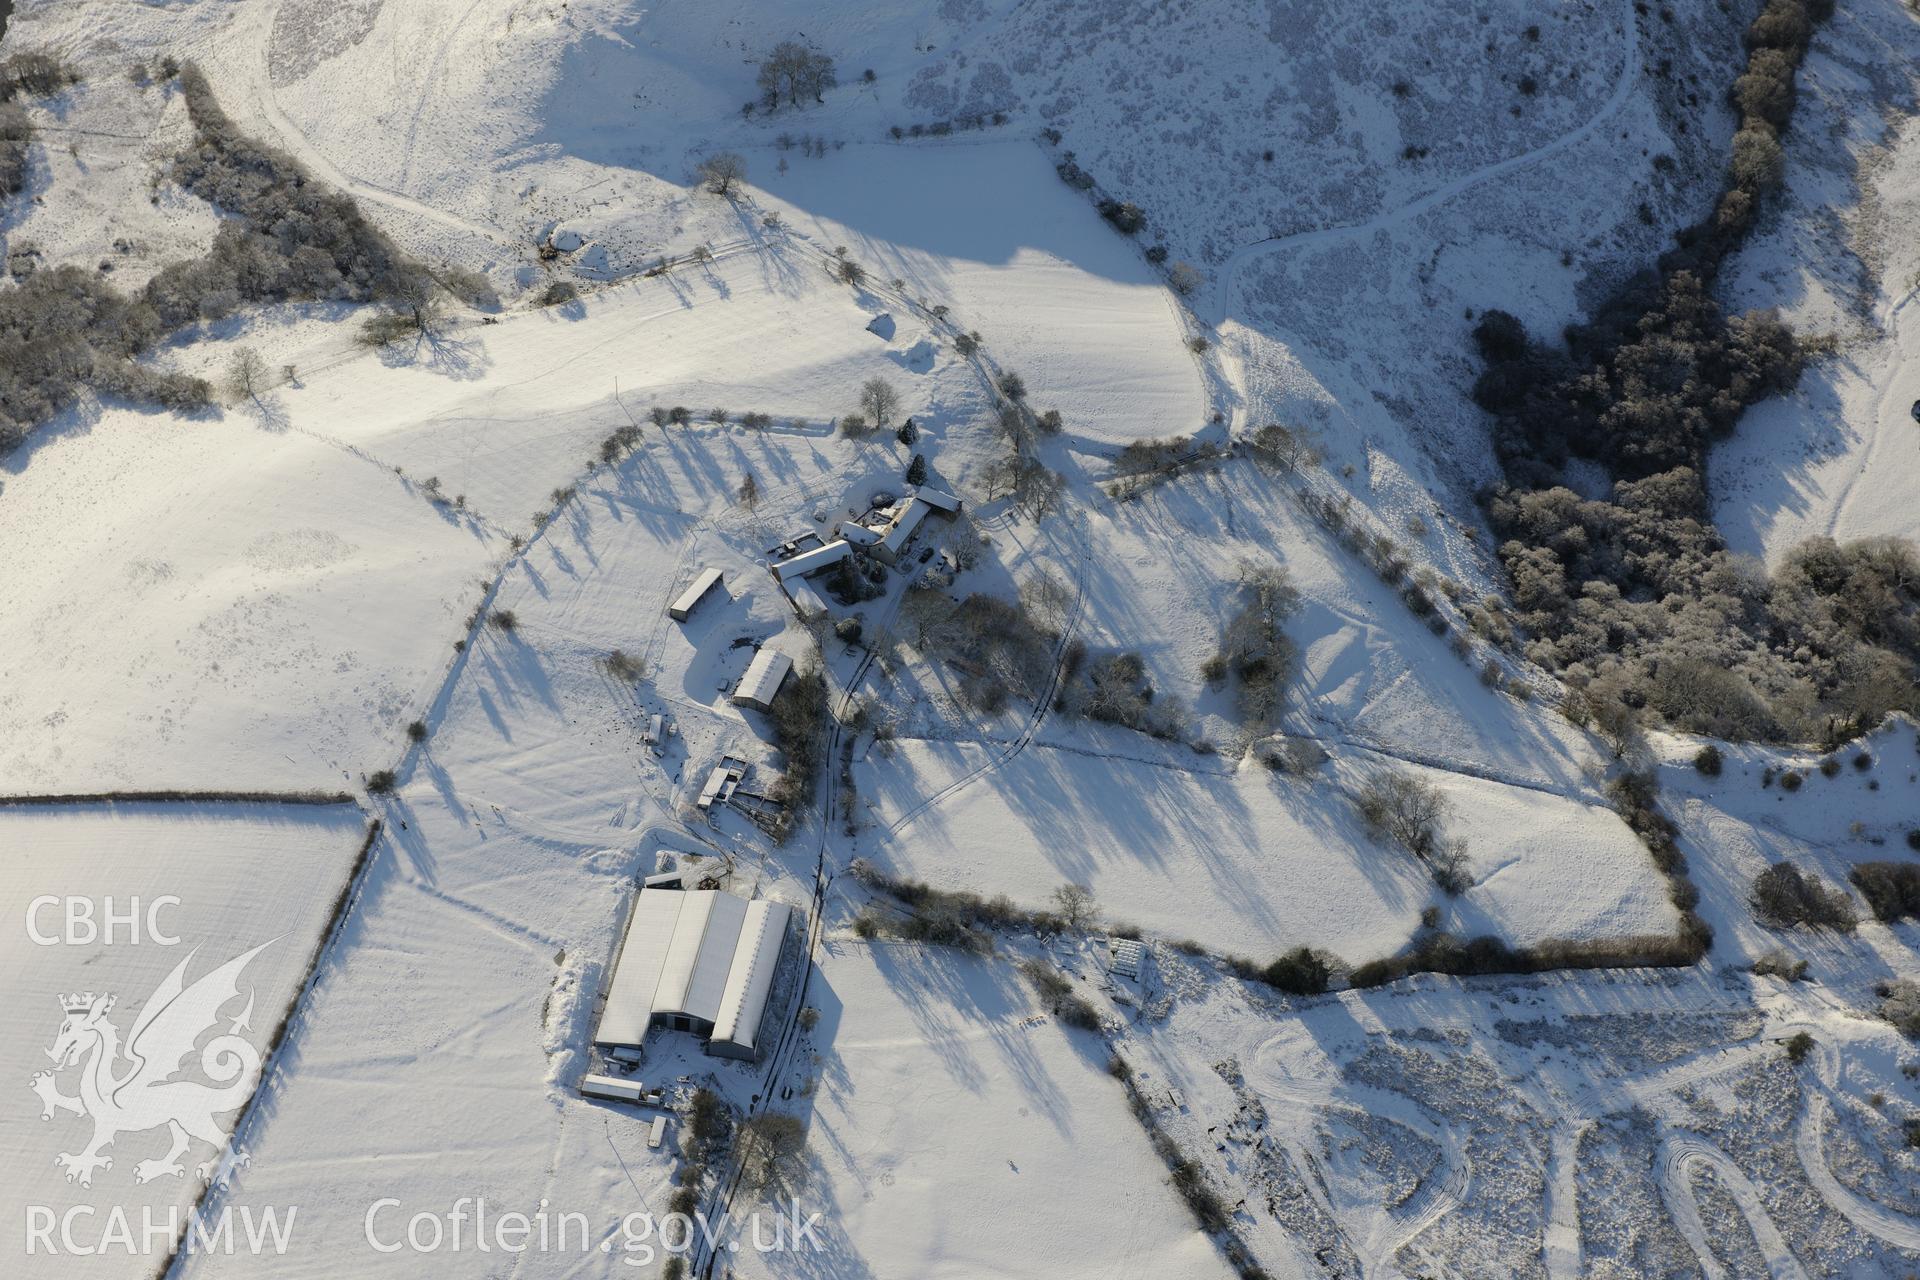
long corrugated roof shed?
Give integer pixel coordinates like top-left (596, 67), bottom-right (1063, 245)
top-left (668, 567), bottom-right (725, 620)
top-left (772, 539), bottom-right (850, 582)
top-left (733, 646), bottom-right (793, 708)
top-left (593, 889), bottom-right (794, 1057)
top-left (711, 898), bottom-right (795, 1056)
top-left (596, 890), bottom-right (687, 1047)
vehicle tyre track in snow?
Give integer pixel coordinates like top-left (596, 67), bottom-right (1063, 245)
top-left (1210, 0), bottom-right (1641, 326)
top-left (1824, 282), bottom-right (1920, 542)
top-left (1242, 1026), bottom-right (1470, 1279)
top-left (1658, 1135), bottom-right (1809, 1280)
top-left (1542, 1122), bottom-right (1586, 1280)
top-left (1797, 1037), bottom-right (1920, 1250)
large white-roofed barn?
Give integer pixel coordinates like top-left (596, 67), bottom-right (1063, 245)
top-left (593, 887), bottom-right (798, 1062)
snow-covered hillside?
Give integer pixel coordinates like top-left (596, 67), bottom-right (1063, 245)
top-left (3, 0), bottom-right (1919, 1276)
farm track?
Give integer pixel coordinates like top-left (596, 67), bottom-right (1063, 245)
top-left (1826, 281), bottom-right (1920, 541)
top-left (243, 0), bottom-right (508, 246)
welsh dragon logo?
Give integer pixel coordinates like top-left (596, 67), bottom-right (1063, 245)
top-left (30, 941), bottom-right (273, 1188)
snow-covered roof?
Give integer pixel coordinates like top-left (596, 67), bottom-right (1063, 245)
top-left (840, 522), bottom-right (884, 547)
top-left (594, 888), bottom-right (793, 1053)
top-left (733, 646), bottom-right (793, 708)
top-left (711, 898), bottom-right (795, 1057)
top-left (788, 581), bottom-right (829, 617)
top-left (696, 763), bottom-right (739, 809)
top-left (669, 567), bottom-right (725, 620)
top-left (916, 485), bottom-right (961, 513)
top-left (879, 499), bottom-right (931, 557)
top-left (772, 539), bottom-right (850, 581)
top-left (596, 889), bottom-right (687, 1047)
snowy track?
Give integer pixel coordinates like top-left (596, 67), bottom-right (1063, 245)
top-left (1659, 1135), bottom-right (1809, 1280)
top-left (243, 0), bottom-right (509, 247)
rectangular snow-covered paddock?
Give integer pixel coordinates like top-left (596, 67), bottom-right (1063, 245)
top-left (0, 802), bottom-right (371, 1280)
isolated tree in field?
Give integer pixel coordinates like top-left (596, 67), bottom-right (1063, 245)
top-left (835, 258), bottom-right (866, 287)
top-left (1051, 881), bottom-right (1099, 932)
top-left (738, 471), bottom-right (759, 510)
top-left (1355, 769), bottom-right (1470, 892)
top-left (859, 377), bottom-right (900, 427)
top-left (756, 42), bottom-right (837, 110)
top-left (224, 347), bottom-right (269, 404)
top-left (1356, 770), bottom-right (1447, 858)
top-left (905, 453), bottom-right (927, 486)
top-left (1167, 261), bottom-right (1204, 296)
top-left (896, 417), bottom-right (917, 446)
top-left (697, 151), bottom-right (747, 196)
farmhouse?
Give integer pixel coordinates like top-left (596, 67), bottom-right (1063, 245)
top-left (593, 887), bottom-right (797, 1062)
top-left (870, 485), bottom-right (962, 565)
top-left (668, 567), bottom-right (725, 621)
top-left (732, 645), bottom-right (793, 711)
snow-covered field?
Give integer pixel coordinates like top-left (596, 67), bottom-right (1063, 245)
top-left (732, 941), bottom-right (1230, 1279)
top-left (0, 802), bottom-right (369, 1278)
top-left (857, 737), bottom-right (1672, 962)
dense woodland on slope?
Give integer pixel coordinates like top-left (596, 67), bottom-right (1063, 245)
top-left (1473, 0), bottom-right (1920, 747)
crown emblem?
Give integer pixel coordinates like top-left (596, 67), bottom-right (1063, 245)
top-left (59, 992), bottom-right (108, 1015)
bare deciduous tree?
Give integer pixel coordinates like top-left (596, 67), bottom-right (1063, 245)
top-left (1051, 882), bottom-right (1099, 932)
top-left (757, 43), bottom-right (837, 110)
top-left (224, 347), bottom-right (269, 404)
top-left (696, 151), bottom-right (747, 196)
top-left (899, 586), bottom-right (957, 650)
top-left (738, 1111), bottom-right (808, 1192)
top-left (738, 472), bottom-right (758, 510)
top-left (1249, 422), bottom-right (1322, 474)
top-left (945, 516), bottom-right (984, 570)
top-left (858, 377), bottom-right (899, 427)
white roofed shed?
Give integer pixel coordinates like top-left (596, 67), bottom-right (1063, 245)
top-left (733, 646), bottom-right (793, 711)
top-left (772, 539), bottom-right (850, 583)
top-left (669, 567), bottom-right (725, 621)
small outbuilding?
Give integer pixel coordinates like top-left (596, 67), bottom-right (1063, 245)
top-left (669, 567), bottom-right (726, 621)
top-left (732, 646), bottom-right (793, 711)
